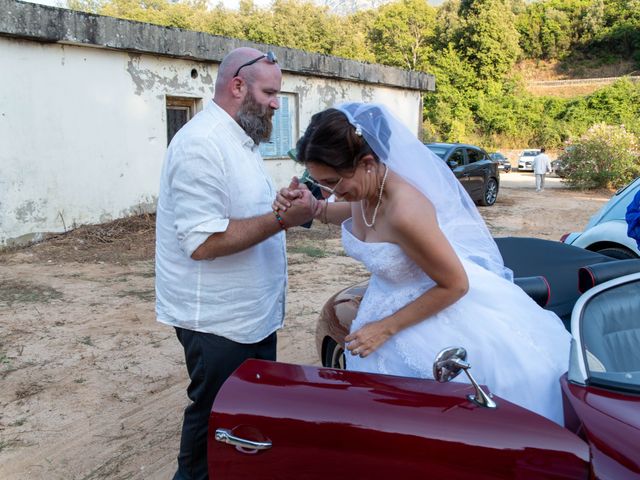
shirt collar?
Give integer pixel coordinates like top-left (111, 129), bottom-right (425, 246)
top-left (207, 100), bottom-right (257, 150)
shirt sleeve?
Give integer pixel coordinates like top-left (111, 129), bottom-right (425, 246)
top-left (169, 137), bottom-right (230, 257)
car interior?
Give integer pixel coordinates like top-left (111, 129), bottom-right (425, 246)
top-left (580, 277), bottom-right (640, 381)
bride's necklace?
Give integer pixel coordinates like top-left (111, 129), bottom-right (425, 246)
top-left (361, 164), bottom-right (389, 228)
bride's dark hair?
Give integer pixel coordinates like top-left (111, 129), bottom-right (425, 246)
top-left (295, 109), bottom-right (377, 173)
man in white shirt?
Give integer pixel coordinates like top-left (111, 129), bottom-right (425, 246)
top-left (156, 48), bottom-right (315, 480)
top-left (533, 147), bottom-right (552, 192)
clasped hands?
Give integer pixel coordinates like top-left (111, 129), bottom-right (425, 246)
top-left (273, 177), bottom-right (323, 227)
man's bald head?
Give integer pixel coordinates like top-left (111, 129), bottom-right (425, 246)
top-left (215, 47), bottom-right (264, 91)
top-left (213, 47), bottom-right (281, 119)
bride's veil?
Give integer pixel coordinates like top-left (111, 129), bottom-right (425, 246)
top-left (336, 102), bottom-right (512, 281)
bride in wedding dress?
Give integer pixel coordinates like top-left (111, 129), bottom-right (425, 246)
top-left (274, 103), bottom-right (571, 426)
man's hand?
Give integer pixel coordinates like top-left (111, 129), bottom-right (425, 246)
top-left (273, 176), bottom-right (304, 212)
top-left (282, 190), bottom-right (317, 228)
top-left (272, 176), bottom-right (319, 228)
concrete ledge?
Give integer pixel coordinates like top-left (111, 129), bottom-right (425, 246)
top-left (0, 0), bottom-right (435, 91)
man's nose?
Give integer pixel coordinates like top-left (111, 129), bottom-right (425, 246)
top-left (270, 97), bottom-right (280, 110)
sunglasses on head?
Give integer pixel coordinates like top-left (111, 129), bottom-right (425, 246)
top-left (234, 51), bottom-right (278, 77)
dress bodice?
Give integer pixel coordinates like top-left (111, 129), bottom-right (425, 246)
top-left (341, 219), bottom-right (426, 284)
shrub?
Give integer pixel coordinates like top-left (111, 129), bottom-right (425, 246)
top-left (561, 123), bottom-right (640, 189)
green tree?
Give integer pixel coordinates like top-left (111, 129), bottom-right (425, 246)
top-left (516, 0), bottom-right (589, 60)
top-left (434, 0), bottom-right (462, 48)
top-left (457, 0), bottom-right (521, 80)
top-left (423, 44), bottom-right (477, 141)
top-left (368, 0), bottom-right (437, 71)
top-left (333, 10), bottom-right (377, 62)
top-left (561, 79), bottom-right (640, 137)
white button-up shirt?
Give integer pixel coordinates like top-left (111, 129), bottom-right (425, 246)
top-left (533, 153), bottom-right (551, 174)
top-left (155, 100), bottom-right (287, 343)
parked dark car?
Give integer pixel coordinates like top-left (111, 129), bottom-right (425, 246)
top-left (551, 158), bottom-right (567, 177)
top-left (425, 143), bottom-right (499, 206)
top-left (489, 152), bottom-right (512, 173)
top-left (552, 146), bottom-right (575, 178)
top-left (206, 239), bottom-right (640, 479)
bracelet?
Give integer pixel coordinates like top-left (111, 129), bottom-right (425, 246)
top-left (273, 210), bottom-right (287, 230)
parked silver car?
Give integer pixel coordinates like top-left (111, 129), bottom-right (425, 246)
top-left (561, 178), bottom-right (640, 259)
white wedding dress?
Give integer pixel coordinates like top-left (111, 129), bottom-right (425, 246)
top-left (342, 219), bottom-right (572, 425)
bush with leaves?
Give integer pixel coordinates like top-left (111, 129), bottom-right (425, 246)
top-left (561, 123), bottom-right (640, 189)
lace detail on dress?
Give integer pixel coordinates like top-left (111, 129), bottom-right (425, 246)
top-left (342, 219), bottom-right (424, 281)
top-left (340, 218), bottom-right (571, 425)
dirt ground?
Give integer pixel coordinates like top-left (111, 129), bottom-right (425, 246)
top-left (0, 172), bottom-right (613, 479)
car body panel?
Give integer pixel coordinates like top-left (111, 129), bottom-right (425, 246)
top-left (562, 178), bottom-right (640, 257)
top-left (565, 220), bottom-right (640, 256)
top-left (425, 142), bottom-right (499, 205)
top-left (210, 359), bottom-right (590, 479)
top-left (563, 373), bottom-right (640, 480)
top-left (315, 281), bottom-right (363, 363)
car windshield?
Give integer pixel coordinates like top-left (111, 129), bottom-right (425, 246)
top-left (522, 151), bottom-right (539, 156)
top-left (592, 177), bottom-right (640, 225)
top-left (615, 177), bottom-right (640, 196)
top-left (426, 145), bottom-right (450, 160)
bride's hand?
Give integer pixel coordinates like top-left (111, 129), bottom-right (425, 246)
top-left (273, 188), bottom-right (301, 212)
top-left (345, 319), bottom-right (395, 358)
top-left (273, 176), bottom-right (306, 212)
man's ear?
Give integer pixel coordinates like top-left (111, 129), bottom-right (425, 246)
top-left (230, 77), bottom-right (246, 99)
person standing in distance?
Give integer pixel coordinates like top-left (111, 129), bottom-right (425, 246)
top-left (533, 147), bottom-right (552, 192)
top-left (155, 47), bottom-right (315, 480)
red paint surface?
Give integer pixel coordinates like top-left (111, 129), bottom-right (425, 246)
top-left (210, 360), bottom-right (589, 479)
top-left (562, 376), bottom-right (640, 479)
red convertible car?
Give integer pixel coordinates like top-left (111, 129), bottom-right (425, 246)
top-left (208, 238), bottom-right (640, 479)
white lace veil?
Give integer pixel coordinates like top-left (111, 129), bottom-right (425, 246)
top-left (336, 102), bottom-right (512, 281)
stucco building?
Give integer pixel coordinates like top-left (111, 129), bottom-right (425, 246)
top-left (0, 0), bottom-right (434, 246)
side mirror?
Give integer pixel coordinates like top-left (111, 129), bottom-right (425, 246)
top-left (447, 160), bottom-right (459, 169)
top-left (433, 346), bottom-right (497, 409)
top-left (433, 346), bottom-right (467, 382)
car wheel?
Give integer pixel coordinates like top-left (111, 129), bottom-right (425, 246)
top-left (323, 338), bottom-right (346, 369)
top-left (479, 178), bottom-right (498, 206)
top-left (595, 246), bottom-right (638, 260)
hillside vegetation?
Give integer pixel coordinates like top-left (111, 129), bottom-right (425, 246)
top-left (68, 0), bottom-right (640, 150)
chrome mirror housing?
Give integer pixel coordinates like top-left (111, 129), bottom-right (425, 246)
top-left (433, 346), bottom-right (468, 382)
top-left (433, 346), bottom-right (497, 409)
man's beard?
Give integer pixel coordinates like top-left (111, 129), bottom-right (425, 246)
top-left (237, 92), bottom-right (274, 145)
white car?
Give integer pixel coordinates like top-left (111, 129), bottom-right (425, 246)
top-left (561, 177), bottom-right (640, 259)
top-left (517, 149), bottom-right (542, 171)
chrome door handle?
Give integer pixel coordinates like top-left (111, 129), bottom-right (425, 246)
top-left (215, 428), bottom-right (272, 451)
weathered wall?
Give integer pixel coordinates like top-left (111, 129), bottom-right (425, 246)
top-left (0, 0), bottom-right (434, 246)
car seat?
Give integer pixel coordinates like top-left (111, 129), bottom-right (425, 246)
top-left (580, 278), bottom-right (640, 373)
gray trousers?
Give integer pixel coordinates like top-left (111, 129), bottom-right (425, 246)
top-left (535, 174), bottom-right (546, 191)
